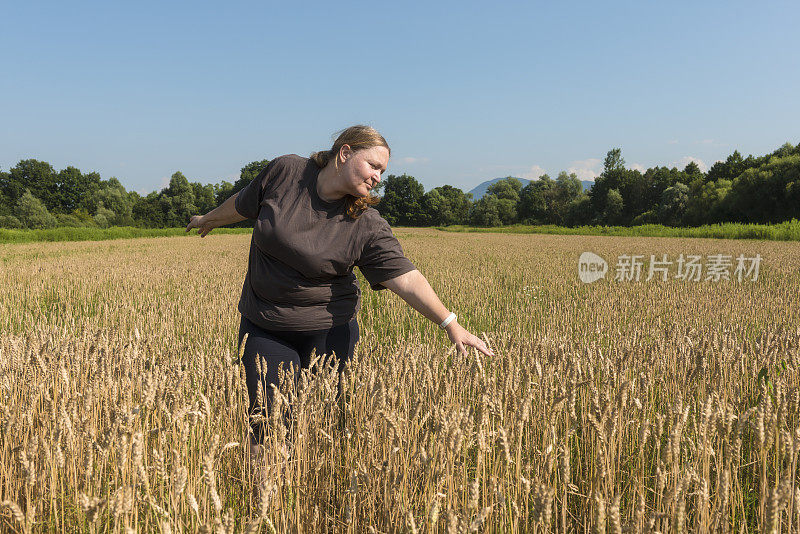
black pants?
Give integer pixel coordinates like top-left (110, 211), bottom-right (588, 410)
top-left (237, 314), bottom-right (359, 442)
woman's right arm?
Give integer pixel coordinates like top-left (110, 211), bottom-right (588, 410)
top-left (185, 191), bottom-right (248, 237)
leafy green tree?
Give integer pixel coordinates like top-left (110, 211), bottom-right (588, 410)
top-left (376, 174), bottom-right (425, 226)
top-left (657, 183), bottom-right (690, 226)
top-left (726, 153), bottom-right (800, 223)
top-left (89, 178), bottom-right (134, 225)
top-left (132, 192), bottom-right (166, 228)
top-left (55, 166), bottom-right (84, 213)
top-left (481, 177), bottom-right (522, 225)
top-left (770, 141), bottom-right (800, 159)
top-left (431, 185), bottom-right (471, 225)
top-left (486, 177), bottom-right (523, 202)
top-left (0, 215), bottom-right (23, 228)
top-left (93, 203), bottom-right (116, 228)
top-left (56, 166), bottom-right (101, 213)
top-left (0, 171), bottom-right (11, 216)
top-left (496, 197), bottom-right (517, 225)
top-left (469, 195), bottom-right (502, 227)
top-left (592, 149), bottom-right (671, 225)
top-left (214, 181), bottom-right (236, 205)
top-left (420, 189), bottom-right (448, 226)
top-left (683, 161), bottom-right (702, 177)
top-left (621, 170), bottom-right (656, 223)
top-left (602, 189), bottom-right (624, 225)
top-left (192, 182), bottom-right (217, 214)
top-left (706, 151), bottom-right (748, 183)
top-left (548, 172), bottom-right (584, 225)
top-left (590, 165), bottom-right (654, 225)
top-left (419, 187), bottom-right (472, 226)
top-left (588, 174), bottom-right (615, 223)
top-left (7, 160), bottom-right (58, 210)
top-left (160, 172), bottom-right (197, 227)
top-left (603, 148), bottom-right (625, 173)
top-left (54, 208), bottom-right (94, 227)
top-left (15, 189), bottom-right (57, 228)
top-left (644, 166), bottom-right (682, 198)
top-left (555, 171), bottom-right (582, 198)
top-left (564, 196), bottom-right (593, 226)
top-left (76, 172), bottom-right (102, 212)
top-left (516, 172), bottom-right (582, 225)
top-left (591, 152), bottom-right (625, 222)
top-left (685, 178), bottom-right (732, 225)
top-left (518, 176), bottom-right (553, 224)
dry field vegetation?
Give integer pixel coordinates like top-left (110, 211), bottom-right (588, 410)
top-left (1, 229), bottom-right (800, 533)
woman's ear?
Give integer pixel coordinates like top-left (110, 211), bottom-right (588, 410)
top-left (339, 144), bottom-right (352, 164)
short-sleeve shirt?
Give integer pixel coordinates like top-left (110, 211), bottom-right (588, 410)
top-left (234, 154), bottom-right (417, 331)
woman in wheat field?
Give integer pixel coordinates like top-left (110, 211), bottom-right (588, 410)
top-left (186, 125), bottom-right (493, 453)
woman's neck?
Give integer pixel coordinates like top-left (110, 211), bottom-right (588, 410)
top-left (316, 164), bottom-right (346, 202)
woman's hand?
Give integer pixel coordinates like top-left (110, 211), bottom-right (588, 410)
top-left (445, 320), bottom-right (494, 357)
top-left (185, 215), bottom-right (215, 237)
top-left (380, 270), bottom-right (495, 358)
top-left (186, 191), bottom-right (247, 237)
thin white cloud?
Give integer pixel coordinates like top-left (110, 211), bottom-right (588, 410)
top-left (399, 156), bottom-right (430, 164)
top-left (669, 156), bottom-right (708, 172)
top-left (521, 165), bottom-right (548, 180)
top-left (629, 163), bottom-right (646, 172)
top-left (567, 158), bottom-right (602, 180)
top-left (668, 139), bottom-right (679, 145)
top-left (477, 164), bottom-right (523, 173)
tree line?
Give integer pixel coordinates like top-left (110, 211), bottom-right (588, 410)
top-left (1, 142), bottom-right (798, 230)
top-left (376, 142), bottom-right (800, 227)
top-left (0, 160), bottom-right (269, 230)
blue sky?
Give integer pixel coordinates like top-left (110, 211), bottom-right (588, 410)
top-left (2, 1), bottom-right (798, 194)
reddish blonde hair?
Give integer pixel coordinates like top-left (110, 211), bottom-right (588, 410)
top-left (310, 125), bottom-right (389, 219)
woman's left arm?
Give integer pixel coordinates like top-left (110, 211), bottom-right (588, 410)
top-left (379, 269), bottom-right (494, 357)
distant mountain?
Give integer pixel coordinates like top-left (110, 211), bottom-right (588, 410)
top-left (468, 177), bottom-right (530, 200)
top-left (468, 177), bottom-right (595, 200)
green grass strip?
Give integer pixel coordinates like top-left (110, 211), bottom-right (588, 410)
top-left (0, 226), bottom-right (253, 244)
top-left (435, 219), bottom-right (800, 241)
top-left (4, 219), bottom-right (800, 244)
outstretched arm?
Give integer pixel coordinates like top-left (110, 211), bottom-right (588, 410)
top-left (186, 191), bottom-right (247, 237)
top-left (379, 269), bottom-right (494, 357)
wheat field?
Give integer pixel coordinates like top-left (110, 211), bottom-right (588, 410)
top-left (1, 229), bottom-right (799, 533)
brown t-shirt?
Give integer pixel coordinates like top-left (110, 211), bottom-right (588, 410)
top-left (234, 154), bottom-right (416, 331)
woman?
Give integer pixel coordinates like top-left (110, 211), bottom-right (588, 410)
top-left (186, 125), bottom-right (493, 445)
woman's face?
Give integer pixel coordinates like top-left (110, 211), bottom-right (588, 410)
top-left (339, 144), bottom-right (389, 197)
